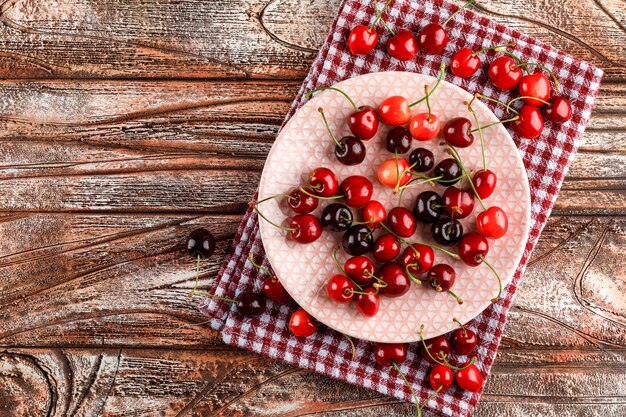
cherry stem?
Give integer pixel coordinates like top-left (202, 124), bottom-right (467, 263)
top-left (470, 115), bottom-right (520, 132)
top-left (498, 50), bottom-right (529, 74)
top-left (442, 0), bottom-right (476, 27)
top-left (298, 186), bottom-right (344, 200)
top-left (467, 103), bottom-right (487, 171)
top-left (256, 193), bottom-right (294, 205)
top-left (507, 96), bottom-right (551, 107)
top-left (409, 62), bottom-right (446, 108)
top-left (440, 352), bottom-right (477, 371)
top-left (318, 107), bottom-right (344, 149)
top-left (370, 0), bottom-right (392, 30)
top-left (343, 334), bottom-right (357, 360)
top-left (189, 256), bottom-right (238, 303)
top-left (251, 203), bottom-right (297, 232)
top-left (424, 85), bottom-right (432, 121)
top-left (447, 290), bottom-right (464, 305)
top-left (405, 264), bottom-right (425, 285)
top-left (479, 255), bottom-right (503, 302)
top-left (391, 361), bottom-right (421, 417)
top-left (473, 93), bottom-right (519, 115)
top-left (419, 325), bottom-right (476, 371)
top-left (473, 42), bottom-right (515, 56)
top-left (365, 270), bottom-right (388, 288)
top-left (332, 247), bottom-right (363, 291)
top-left (306, 87), bottom-right (359, 111)
top-left (446, 146), bottom-right (487, 211)
top-left (512, 62), bottom-right (560, 90)
top-left (188, 254), bottom-right (202, 297)
top-left (381, 18), bottom-right (395, 36)
top-left (453, 317), bottom-right (468, 336)
top-left (248, 253), bottom-right (274, 278)
top-left (418, 386), bottom-right (444, 417)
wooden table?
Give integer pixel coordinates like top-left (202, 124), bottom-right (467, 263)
top-left (0, 1), bottom-right (624, 416)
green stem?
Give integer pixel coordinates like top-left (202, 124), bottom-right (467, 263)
top-left (256, 193), bottom-right (293, 205)
top-left (391, 361), bottom-right (421, 417)
top-left (318, 107), bottom-right (343, 149)
top-left (512, 62), bottom-right (560, 90)
top-left (332, 247), bottom-right (363, 291)
top-left (498, 50), bottom-right (529, 73)
top-left (188, 254), bottom-right (202, 297)
top-left (467, 104), bottom-right (486, 171)
top-left (480, 255), bottom-right (503, 302)
top-left (447, 290), bottom-right (464, 305)
top-left (253, 206), bottom-right (297, 232)
top-left (299, 187), bottom-right (344, 200)
top-left (248, 253), bottom-right (274, 278)
top-left (507, 95), bottom-right (551, 107)
top-left (424, 85), bottom-right (432, 121)
top-left (306, 87), bottom-right (358, 111)
top-left (405, 264), bottom-right (425, 285)
top-left (409, 62), bottom-right (446, 108)
top-left (473, 42), bottom-right (515, 56)
top-left (192, 290), bottom-right (238, 304)
top-left (419, 325), bottom-right (476, 371)
top-left (370, 0), bottom-right (392, 30)
top-left (343, 334), bottom-right (357, 360)
top-left (442, 0), bottom-right (476, 27)
top-left (446, 146), bottom-right (487, 211)
top-left (470, 115), bottom-right (519, 132)
top-left (474, 93), bottom-right (519, 115)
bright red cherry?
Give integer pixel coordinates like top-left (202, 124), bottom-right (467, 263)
top-left (373, 343), bottom-right (408, 366)
top-left (443, 117), bottom-right (474, 148)
top-left (350, 105), bottom-right (380, 140)
top-left (417, 23), bottom-right (449, 54)
top-left (387, 207), bottom-right (417, 237)
top-left (429, 364), bottom-right (454, 392)
top-left (288, 188), bottom-right (318, 214)
top-left (377, 263), bottom-right (410, 298)
top-left (289, 308), bottom-right (318, 337)
top-left (426, 263), bottom-right (456, 292)
top-left (378, 96), bottom-right (411, 126)
top-left (347, 25), bottom-right (378, 55)
top-left (378, 158), bottom-right (412, 189)
top-left (472, 169), bottom-right (497, 199)
top-left (450, 47), bottom-right (481, 78)
top-left (451, 326), bottom-right (478, 355)
top-left (458, 232), bottom-right (489, 266)
top-left (289, 214), bottom-right (322, 244)
top-left (488, 56), bottom-right (523, 90)
top-left (386, 29), bottom-right (418, 61)
top-left (362, 200), bottom-right (386, 228)
top-left (327, 274), bottom-right (355, 303)
top-left (262, 276), bottom-right (292, 303)
top-left (373, 234), bottom-right (401, 262)
top-left (456, 363), bottom-right (483, 393)
top-left (442, 187), bottom-right (475, 219)
top-left (409, 113), bottom-right (440, 140)
top-left (421, 334), bottom-right (450, 364)
top-left (356, 287), bottom-right (380, 317)
top-left (309, 167), bottom-right (338, 197)
top-left (518, 73), bottom-right (551, 107)
top-left (340, 176), bottom-right (374, 207)
top-left (511, 105), bottom-right (544, 139)
top-left (477, 206), bottom-right (509, 239)
top-left (401, 244), bottom-right (435, 277)
top-left (344, 256), bottom-right (375, 285)
top-left (544, 96), bottom-right (572, 123)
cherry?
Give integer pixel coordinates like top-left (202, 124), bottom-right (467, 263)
top-left (362, 200), bottom-right (386, 228)
top-left (518, 73), bottom-right (551, 107)
top-left (377, 263), bottom-right (411, 297)
top-left (477, 206), bottom-right (508, 239)
top-left (409, 148), bottom-right (435, 172)
top-left (378, 96), bottom-right (411, 126)
top-left (421, 334), bottom-right (451, 365)
top-left (327, 274), bottom-right (355, 303)
top-left (373, 234), bottom-right (401, 262)
top-left (344, 256), bottom-right (375, 285)
top-left (386, 126), bottom-right (412, 154)
top-left (442, 187), bottom-right (475, 219)
top-left (289, 214), bottom-right (322, 244)
top-left (319, 108), bottom-right (367, 165)
top-left (409, 113), bottom-right (440, 141)
top-left (309, 167), bottom-right (339, 197)
top-left (342, 225), bottom-right (374, 256)
top-left (347, 25), bottom-right (378, 55)
top-left (489, 56), bottom-right (523, 90)
top-left (433, 158), bottom-right (462, 185)
top-left (544, 96), bottom-right (572, 123)
top-left (426, 263), bottom-right (456, 292)
top-left (450, 319), bottom-right (478, 355)
top-left (288, 188), bottom-right (319, 214)
top-left (340, 176), bottom-right (374, 207)
top-left (289, 308), bottom-right (318, 337)
top-left (187, 228), bottom-right (216, 258)
top-left (472, 169), bottom-right (497, 199)
top-left (414, 191), bottom-right (444, 223)
top-left (386, 29), bottom-right (418, 61)
top-left (356, 287), bottom-right (380, 318)
top-left (236, 292), bottom-right (266, 317)
top-left (458, 232), bottom-right (489, 266)
top-left (387, 207), bottom-right (417, 237)
top-left (378, 158), bottom-right (412, 189)
top-left (456, 363), bottom-right (483, 393)
top-left (450, 47), bottom-right (481, 78)
top-left (373, 343), bottom-right (408, 366)
top-left (429, 364), bottom-right (454, 392)
top-left (350, 105), bottom-right (380, 140)
top-left (262, 276), bottom-right (291, 303)
top-left (417, 23), bottom-right (449, 55)
top-left (401, 244), bottom-right (435, 277)
top-left (511, 105), bottom-right (544, 139)
top-left (321, 203), bottom-right (353, 232)
top-left (443, 117), bottom-right (474, 148)
top-left (432, 217), bottom-right (463, 246)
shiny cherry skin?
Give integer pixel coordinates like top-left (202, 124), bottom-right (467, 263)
top-left (443, 117), bottom-right (474, 148)
top-left (426, 263), bottom-right (456, 292)
top-left (362, 200), bottom-right (386, 228)
top-left (373, 234), bottom-right (401, 262)
top-left (379, 96), bottom-right (411, 126)
top-left (289, 214), bottom-right (322, 244)
top-left (386, 29), bottom-right (418, 61)
top-left (442, 187), bottom-right (475, 219)
top-left (518, 73), bottom-right (551, 107)
top-left (378, 158), bottom-right (412, 189)
top-left (344, 256), bottom-right (375, 285)
top-left (386, 126), bottom-right (412, 154)
top-left (472, 169), bottom-right (497, 199)
top-left (356, 287), bottom-right (380, 318)
top-left (409, 148), bottom-right (435, 172)
top-left (459, 232), bottom-right (489, 266)
top-left (327, 274), bottom-right (355, 303)
top-left (488, 56), bottom-right (523, 90)
top-left (456, 363), bottom-right (484, 393)
top-left (347, 25), bottom-right (378, 55)
top-left (429, 364), bottom-right (454, 392)
top-left (414, 191), bottom-right (444, 223)
top-left (431, 218), bottom-right (463, 246)
top-left (336, 135), bottom-right (366, 165)
top-left (262, 276), bottom-right (292, 303)
top-left (342, 225), bottom-right (374, 256)
top-left (421, 334), bottom-right (451, 364)
top-left (544, 96), bottom-right (572, 123)
top-left (187, 228), bottom-right (216, 258)
top-left (236, 292), bottom-right (266, 317)
top-left (321, 203), bottom-right (353, 232)
top-left (387, 207), bottom-right (417, 237)
top-left (340, 176), bottom-right (374, 207)
top-left (410, 113), bottom-right (440, 141)
top-left (377, 263), bottom-right (411, 298)
top-left (417, 23), bottom-right (449, 54)
top-left (477, 206), bottom-right (508, 239)
top-left (433, 158), bottom-right (462, 185)
top-left (450, 327), bottom-right (478, 355)
top-left (349, 105), bottom-right (379, 140)
top-left (288, 188), bottom-right (318, 214)
top-left (289, 308), bottom-right (318, 337)
top-left (401, 244), bottom-right (435, 276)
top-left (511, 105), bottom-right (544, 139)
top-left (451, 47), bottom-right (481, 78)
top-left (373, 343), bottom-right (408, 366)
top-left (309, 167), bottom-right (338, 197)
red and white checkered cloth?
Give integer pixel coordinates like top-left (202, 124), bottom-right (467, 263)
top-left (200, 0), bottom-right (603, 415)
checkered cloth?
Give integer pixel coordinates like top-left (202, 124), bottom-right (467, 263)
top-left (200, 0), bottom-right (603, 415)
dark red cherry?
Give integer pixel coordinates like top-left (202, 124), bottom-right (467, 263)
top-left (289, 308), bottom-right (318, 337)
top-left (262, 276), bottom-right (292, 303)
top-left (187, 228), bottom-right (216, 258)
top-left (518, 73), bottom-right (551, 107)
top-left (342, 225), bottom-right (374, 256)
top-left (336, 135), bottom-right (367, 165)
top-left (477, 206), bottom-right (508, 239)
top-left (373, 343), bottom-right (408, 366)
top-left (386, 126), bottom-right (412, 154)
top-left (401, 244), bottom-right (435, 277)
top-left (356, 287), bottom-right (380, 317)
top-left (488, 56), bottom-right (523, 90)
top-left (373, 234), bottom-right (401, 262)
top-left (431, 217), bottom-right (463, 246)
top-left (458, 232), bottom-right (489, 266)
top-left (429, 364), bottom-right (454, 392)
top-left (386, 29), bottom-right (418, 61)
top-left (451, 326), bottom-right (478, 356)
top-left (289, 214), bottom-right (322, 244)
top-left (309, 167), bottom-right (338, 197)
top-left (426, 263), bottom-right (456, 292)
top-left (288, 188), bottom-right (319, 214)
top-left (321, 203), bottom-right (353, 232)
top-left (387, 207), bottom-right (417, 237)
top-left (443, 117), bottom-right (474, 148)
top-left (456, 363), bottom-right (483, 393)
top-left (544, 96), bottom-right (572, 123)
top-left (345, 256), bottom-right (375, 285)
top-left (362, 200), bottom-right (387, 228)
top-left (327, 274), bottom-right (355, 303)
top-left (511, 105), bottom-right (544, 139)
top-left (377, 263), bottom-right (411, 298)
top-left (417, 23), bottom-right (449, 54)
top-left (236, 292), bottom-right (266, 317)
top-left (450, 47), bottom-right (481, 78)
top-left (409, 148), bottom-right (435, 173)
top-left (433, 158), bottom-right (462, 185)
top-left (442, 187), bottom-right (475, 219)
top-left (350, 105), bottom-right (379, 140)
top-left (472, 169), bottom-right (497, 199)
top-left (340, 176), bottom-right (374, 208)
top-left (347, 25), bottom-right (379, 55)
top-left (414, 191), bottom-right (444, 223)
top-left (421, 334), bottom-right (451, 364)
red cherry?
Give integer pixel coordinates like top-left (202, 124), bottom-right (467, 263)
top-left (518, 73), bottom-right (551, 107)
top-left (458, 232), bottom-right (489, 266)
top-left (373, 343), bottom-right (408, 366)
top-left (378, 158), bottom-right (412, 189)
top-left (450, 47), bottom-right (481, 78)
top-left (327, 274), bottom-right (355, 303)
top-left (429, 364), bottom-right (454, 392)
top-left (287, 188), bottom-right (319, 214)
top-left (387, 207), bottom-right (417, 237)
top-left (340, 176), bottom-right (374, 207)
top-left (401, 244), bottom-right (435, 277)
top-left (472, 169), bottom-right (497, 199)
top-left (289, 308), bottom-right (318, 337)
top-left (456, 363), bottom-right (483, 393)
top-left (421, 334), bottom-right (450, 364)
top-left (488, 56), bottom-right (523, 90)
top-left (477, 206), bottom-right (508, 239)
top-left (443, 117), bottom-right (474, 148)
top-left (417, 23), bottom-right (449, 54)
top-left (442, 187), bottom-right (475, 219)
top-left (511, 105), bottom-right (544, 139)
top-left (362, 200), bottom-right (387, 228)
top-left (378, 96), bottom-right (411, 126)
top-left (373, 234), bottom-right (401, 262)
top-left (426, 264), bottom-right (456, 292)
top-left (345, 256), bottom-right (375, 285)
top-left (347, 25), bottom-right (378, 55)
top-left (386, 29), bottom-right (418, 61)
top-left (262, 276), bottom-right (292, 303)
top-left (377, 263), bottom-right (410, 298)
top-left (356, 287), bottom-right (380, 317)
top-left (309, 167), bottom-right (338, 197)
top-left (289, 214), bottom-right (322, 244)
top-left (349, 105), bottom-right (380, 140)
top-left (544, 96), bottom-right (572, 123)
top-left (409, 113), bottom-right (440, 140)
top-left (450, 327), bottom-right (478, 356)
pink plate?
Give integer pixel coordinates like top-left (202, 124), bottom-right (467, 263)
top-left (258, 71), bottom-right (530, 343)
